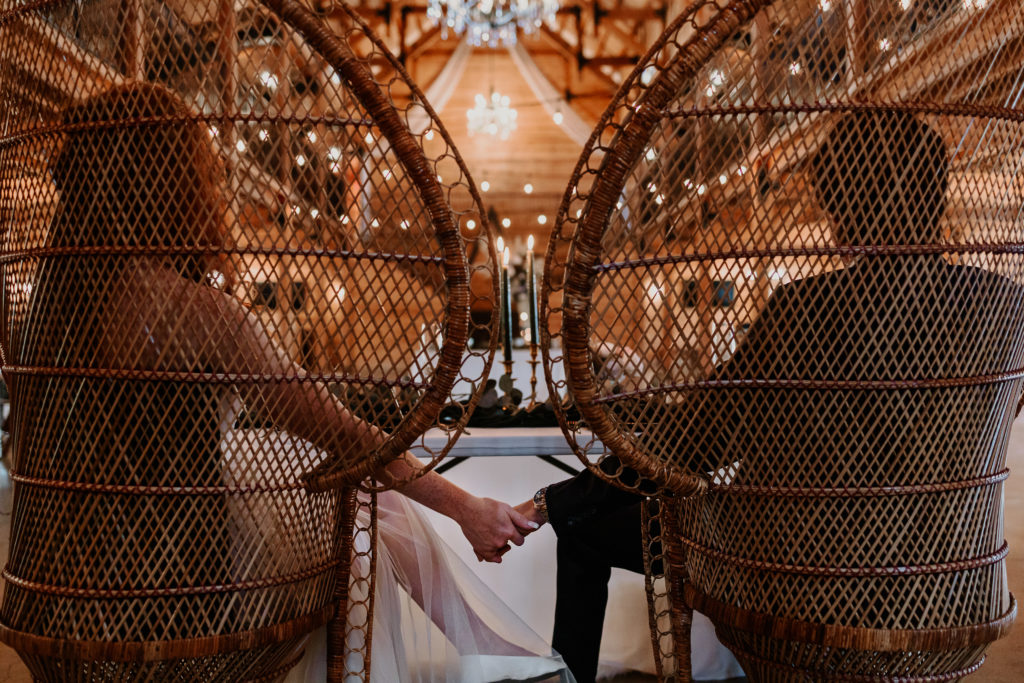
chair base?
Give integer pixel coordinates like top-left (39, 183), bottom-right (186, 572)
top-left (685, 585), bottom-right (1014, 682)
top-left (718, 626), bottom-right (986, 682)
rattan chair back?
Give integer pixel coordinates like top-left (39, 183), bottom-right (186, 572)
top-left (0, 1), bottom-right (495, 680)
top-left (544, 0), bottom-right (1024, 679)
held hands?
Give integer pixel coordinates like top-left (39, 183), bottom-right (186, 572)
top-left (455, 496), bottom-right (540, 563)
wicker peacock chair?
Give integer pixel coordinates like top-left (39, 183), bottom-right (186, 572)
top-left (543, 0), bottom-right (1024, 679)
top-left (0, 1), bottom-right (496, 681)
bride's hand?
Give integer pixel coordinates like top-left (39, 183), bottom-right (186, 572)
top-left (455, 496), bottom-right (536, 563)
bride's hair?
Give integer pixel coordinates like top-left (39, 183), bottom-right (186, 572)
top-left (51, 82), bottom-right (227, 282)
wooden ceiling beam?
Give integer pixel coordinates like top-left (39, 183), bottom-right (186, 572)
top-left (539, 24), bottom-right (618, 91)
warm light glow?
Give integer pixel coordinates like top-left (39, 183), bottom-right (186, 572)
top-left (524, 183), bottom-right (534, 194)
top-left (328, 147), bottom-right (342, 161)
top-left (789, 62), bottom-right (802, 75)
top-left (295, 154), bottom-right (307, 167)
top-left (208, 125), bottom-right (219, 139)
top-left (537, 214), bottom-right (547, 225)
top-left (697, 184), bottom-right (707, 196)
top-left (819, 0), bottom-right (832, 11)
top-left (466, 219), bottom-right (477, 230)
top-left (899, 0), bottom-right (912, 10)
top-left (310, 208), bottom-right (320, 219)
top-left (258, 129), bottom-right (270, 142)
top-left (497, 236), bottom-right (505, 254)
top-left (371, 218), bottom-right (380, 228)
top-left (527, 234), bottom-right (535, 250)
top-left (209, 271), bottom-right (226, 289)
top-left (425, 129), bottom-right (435, 141)
top-left (552, 110), bottom-right (564, 125)
top-left (235, 139), bottom-right (247, 153)
top-left (341, 215), bottom-right (351, 224)
top-left (640, 65), bottom-right (658, 86)
top-left (467, 91), bottom-right (518, 140)
top-left (428, 0), bottom-right (561, 48)
top-left (503, 247), bottom-right (510, 267)
top-left (382, 169), bottom-right (392, 180)
top-left (502, 217), bottom-right (511, 228)
top-left (364, 132), bottom-right (374, 144)
top-left (645, 148), bottom-right (657, 161)
top-left (879, 38), bottom-right (892, 51)
top-left (719, 174), bottom-right (728, 185)
top-left (401, 220), bottom-right (410, 230)
top-left (963, 0), bottom-right (990, 8)
top-left (258, 71), bottom-right (278, 89)
top-left (481, 180), bottom-right (491, 192)
top-left (306, 131), bottom-right (318, 143)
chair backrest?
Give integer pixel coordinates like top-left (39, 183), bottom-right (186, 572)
top-left (543, 0), bottom-right (1024, 678)
top-left (0, 1), bottom-right (495, 679)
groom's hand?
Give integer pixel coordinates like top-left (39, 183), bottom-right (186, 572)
top-left (456, 496), bottom-right (537, 563)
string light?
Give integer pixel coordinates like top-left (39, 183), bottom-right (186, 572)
top-left (502, 217), bottom-right (511, 228)
top-left (235, 139), bottom-right (247, 153)
top-left (481, 180), bottom-right (491, 192)
top-left (295, 154), bottom-right (307, 167)
top-left (524, 183), bottom-right (534, 194)
top-left (400, 220), bottom-right (410, 230)
top-left (537, 214), bottom-right (547, 225)
top-left (258, 129), bottom-right (270, 142)
top-left (552, 109), bottom-right (564, 125)
top-left (425, 129), bottom-right (435, 141)
top-left (466, 219), bottom-right (477, 230)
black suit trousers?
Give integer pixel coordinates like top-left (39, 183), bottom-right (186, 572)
top-left (545, 468), bottom-right (650, 683)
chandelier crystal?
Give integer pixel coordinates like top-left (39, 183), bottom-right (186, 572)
top-left (427, 0), bottom-right (560, 48)
top-left (467, 91), bottom-right (518, 140)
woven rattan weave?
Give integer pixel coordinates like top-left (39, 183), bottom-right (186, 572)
top-left (0, 1), bottom-right (495, 681)
top-left (543, 0), bottom-right (1024, 679)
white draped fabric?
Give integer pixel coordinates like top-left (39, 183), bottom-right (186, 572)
top-left (507, 43), bottom-right (592, 147)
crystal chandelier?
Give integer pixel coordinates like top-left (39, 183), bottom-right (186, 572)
top-left (466, 90), bottom-right (518, 140)
top-left (427, 0), bottom-right (561, 48)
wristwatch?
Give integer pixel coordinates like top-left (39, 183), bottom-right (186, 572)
top-left (533, 487), bottom-right (549, 523)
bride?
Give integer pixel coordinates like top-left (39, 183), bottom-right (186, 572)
top-left (15, 81), bottom-right (572, 682)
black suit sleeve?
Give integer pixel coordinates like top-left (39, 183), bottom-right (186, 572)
top-left (544, 458), bottom-right (645, 536)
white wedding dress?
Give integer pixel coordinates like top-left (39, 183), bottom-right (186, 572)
top-left (283, 490), bottom-right (574, 683)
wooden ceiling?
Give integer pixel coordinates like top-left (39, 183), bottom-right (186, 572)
top-left (317, 1), bottom-right (679, 243)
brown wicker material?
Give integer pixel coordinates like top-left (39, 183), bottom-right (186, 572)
top-left (0, 1), bottom-right (496, 681)
top-left (543, 0), bottom-right (1024, 679)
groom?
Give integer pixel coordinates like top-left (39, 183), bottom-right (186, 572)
top-left (515, 111), bottom-right (959, 682)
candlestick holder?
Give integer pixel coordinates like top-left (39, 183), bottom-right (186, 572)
top-left (527, 343), bottom-right (540, 407)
